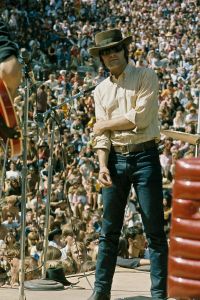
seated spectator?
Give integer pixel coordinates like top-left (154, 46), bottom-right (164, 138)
top-left (4, 177), bottom-right (21, 197)
top-left (48, 228), bottom-right (63, 249)
top-left (40, 161), bottom-right (49, 187)
top-left (24, 256), bottom-right (40, 281)
top-left (172, 109), bottom-right (185, 131)
top-left (124, 188), bottom-right (141, 228)
top-left (0, 215), bottom-right (8, 242)
top-left (159, 143), bottom-right (172, 182)
top-left (60, 229), bottom-right (74, 260)
top-left (7, 246), bottom-right (20, 286)
top-left (27, 231), bottom-right (39, 256)
top-left (68, 241), bottom-right (91, 273)
top-left (185, 106), bottom-right (198, 126)
top-left (163, 190), bottom-right (172, 235)
top-left (4, 230), bottom-right (17, 249)
top-left (27, 139), bottom-right (38, 170)
top-left (45, 246), bottom-right (62, 262)
top-left (38, 141), bottom-right (49, 169)
top-left (85, 178), bottom-right (98, 210)
top-left (27, 166), bottom-right (39, 194)
top-left (6, 161), bottom-right (21, 180)
top-left (54, 181), bottom-right (67, 203)
top-left (2, 212), bottom-right (20, 231)
top-left (84, 232), bottom-right (99, 262)
top-left (79, 157), bottom-right (95, 186)
top-left (116, 227), bottom-right (150, 270)
top-left (2, 195), bottom-right (19, 222)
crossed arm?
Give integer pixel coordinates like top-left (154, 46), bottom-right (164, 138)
top-left (93, 115), bottom-right (136, 136)
top-left (94, 116), bottom-right (136, 188)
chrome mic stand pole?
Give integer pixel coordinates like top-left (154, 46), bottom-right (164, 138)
top-left (42, 116), bottom-right (55, 278)
top-left (19, 64), bottom-right (30, 300)
top-left (0, 139), bottom-right (9, 201)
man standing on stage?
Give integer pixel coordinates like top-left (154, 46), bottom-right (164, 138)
top-left (87, 29), bottom-right (168, 300)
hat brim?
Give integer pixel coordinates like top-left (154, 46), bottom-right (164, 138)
top-left (48, 229), bottom-right (62, 241)
top-left (89, 36), bottom-right (132, 57)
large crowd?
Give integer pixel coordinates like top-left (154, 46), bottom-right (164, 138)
top-left (0, 0), bottom-right (199, 287)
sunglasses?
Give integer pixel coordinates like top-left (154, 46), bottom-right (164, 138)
top-left (100, 44), bottom-right (124, 56)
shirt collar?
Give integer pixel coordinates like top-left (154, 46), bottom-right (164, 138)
top-left (110, 61), bottom-right (134, 84)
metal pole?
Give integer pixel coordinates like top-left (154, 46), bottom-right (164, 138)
top-left (42, 119), bottom-right (55, 278)
top-left (19, 73), bottom-right (29, 300)
top-left (0, 140), bottom-right (8, 201)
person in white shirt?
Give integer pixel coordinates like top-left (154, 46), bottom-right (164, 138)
top-left (6, 161), bottom-right (21, 180)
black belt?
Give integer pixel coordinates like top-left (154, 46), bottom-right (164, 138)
top-left (112, 140), bottom-right (156, 155)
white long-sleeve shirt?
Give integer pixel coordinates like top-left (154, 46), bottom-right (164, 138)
top-left (94, 63), bottom-right (160, 150)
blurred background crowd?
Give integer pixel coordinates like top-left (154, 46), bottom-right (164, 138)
top-left (0, 0), bottom-right (199, 287)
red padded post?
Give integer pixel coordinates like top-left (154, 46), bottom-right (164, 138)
top-left (168, 158), bottom-right (200, 298)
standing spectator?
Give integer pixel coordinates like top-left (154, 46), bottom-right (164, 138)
top-left (44, 74), bottom-right (58, 91)
top-left (36, 85), bottom-right (48, 114)
top-left (172, 109), bottom-right (185, 131)
top-left (93, 67), bottom-right (106, 85)
top-left (27, 139), bottom-right (38, 170)
top-left (185, 106), bottom-right (198, 126)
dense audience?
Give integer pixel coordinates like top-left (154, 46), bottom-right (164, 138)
top-left (0, 0), bottom-right (199, 287)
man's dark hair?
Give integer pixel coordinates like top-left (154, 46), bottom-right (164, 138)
top-left (124, 226), bottom-right (144, 240)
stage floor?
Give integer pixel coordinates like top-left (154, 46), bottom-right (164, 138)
top-left (0, 267), bottom-right (176, 300)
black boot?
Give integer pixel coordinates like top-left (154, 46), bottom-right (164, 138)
top-left (87, 291), bottom-right (111, 300)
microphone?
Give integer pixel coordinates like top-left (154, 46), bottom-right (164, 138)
top-left (19, 48), bottom-right (36, 84)
top-left (19, 48), bottom-right (30, 65)
top-left (83, 85), bottom-right (97, 95)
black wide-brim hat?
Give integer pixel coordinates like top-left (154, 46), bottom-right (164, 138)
top-left (46, 267), bottom-right (72, 286)
top-left (48, 228), bottom-right (62, 241)
top-left (89, 29), bottom-right (132, 57)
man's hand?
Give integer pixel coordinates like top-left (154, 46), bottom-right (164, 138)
top-left (93, 120), bottom-right (107, 136)
top-left (98, 166), bottom-right (112, 188)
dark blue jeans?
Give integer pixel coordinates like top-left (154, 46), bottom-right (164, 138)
top-left (94, 146), bottom-right (168, 299)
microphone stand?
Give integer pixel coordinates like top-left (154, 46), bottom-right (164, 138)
top-left (42, 85), bottom-right (96, 121)
top-left (0, 139), bottom-right (8, 202)
top-left (42, 115), bottom-right (55, 278)
top-left (19, 62), bottom-right (30, 300)
top-left (23, 112), bottom-right (65, 291)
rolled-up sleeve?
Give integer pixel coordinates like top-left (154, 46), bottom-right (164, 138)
top-left (124, 69), bottom-right (159, 129)
top-left (94, 86), bottom-right (111, 150)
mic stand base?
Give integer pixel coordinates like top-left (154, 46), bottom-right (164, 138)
top-left (24, 279), bottom-right (64, 291)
